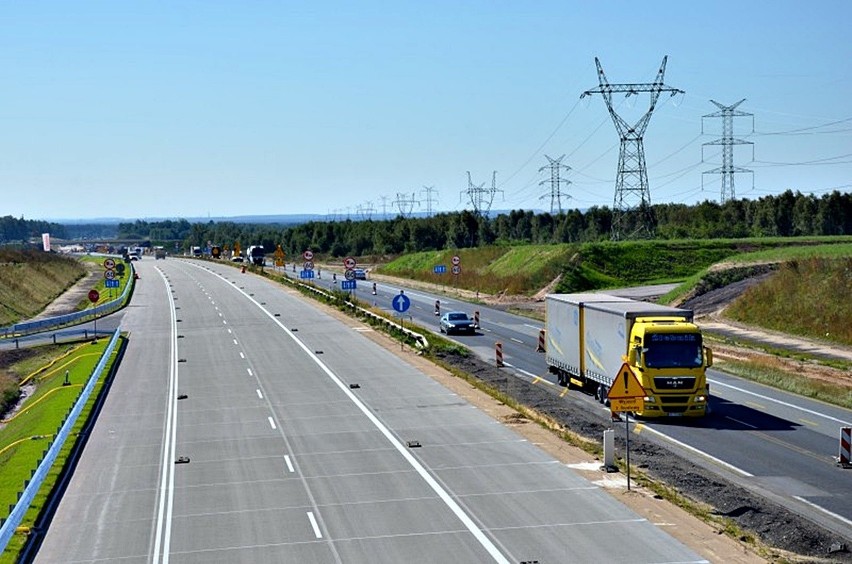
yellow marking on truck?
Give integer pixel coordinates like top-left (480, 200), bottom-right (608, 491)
top-left (569, 377), bottom-right (584, 388)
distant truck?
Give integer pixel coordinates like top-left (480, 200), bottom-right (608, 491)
top-left (246, 245), bottom-right (265, 266)
top-left (191, 246), bottom-right (202, 257)
top-left (545, 293), bottom-right (712, 418)
top-left (154, 246), bottom-right (166, 259)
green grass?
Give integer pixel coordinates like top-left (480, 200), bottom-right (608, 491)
top-left (0, 338), bottom-right (121, 561)
top-left (0, 250), bottom-right (86, 326)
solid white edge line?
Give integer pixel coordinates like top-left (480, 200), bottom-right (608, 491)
top-left (792, 495), bottom-right (852, 529)
top-left (710, 379), bottom-right (852, 426)
top-left (306, 511), bottom-right (322, 539)
top-left (153, 268), bottom-right (179, 564)
top-left (284, 455), bottom-right (295, 473)
top-left (194, 263), bottom-right (511, 564)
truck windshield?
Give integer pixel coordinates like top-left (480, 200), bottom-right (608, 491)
top-left (644, 333), bottom-right (702, 368)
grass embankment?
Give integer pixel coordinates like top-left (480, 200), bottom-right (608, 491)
top-left (376, 236), bottom-right (852, 296)
top-left (0, 338), bottom-right (121, 561)
top-left (0, 250), bottom-right (86, 327)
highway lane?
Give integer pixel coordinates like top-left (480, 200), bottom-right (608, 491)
top-left (298, 264), bottom-right (852, 541)
top-left (34, 259), bottom-right (705, 563)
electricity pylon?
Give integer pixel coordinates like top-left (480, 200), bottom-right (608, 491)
top-left (421, 185), bottom-right (439, 216)
top-left (461, 171), bottom-right (501, 216)
top-left (393, 192), bottom-right (419, 218)
top-left (581, 56), bottom-right (684, 239)
top-left (538, 154), bottom-right (571, 213)
top-left (702, 99), bottom-right (754, 203)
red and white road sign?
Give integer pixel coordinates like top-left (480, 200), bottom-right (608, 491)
top-left (303, 250), bottom-right (314, 261)
top-left (451, 265), bottom-right (461, 275)
top-left (451, 255), bottom-right (461, 266)
top-left (304, 261), bottom-right (315, 270)
top-left (104, 270), bottom-right (116, 280)
top-left (344, 256), bottom-right (356, 270)
top-left (103, 258), bottom-right (116, 269)
top-left (88, 289), bottom-right (100, 303)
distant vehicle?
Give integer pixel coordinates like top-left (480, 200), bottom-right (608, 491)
top-left (231, 255), bottom-right (244, 263)
top-left (353, 268), bottom-right (367, 280)
top-left (191, 246), bottom-right (202, 257)
top-left (246, 245), bottom-right (265, 266)
top-left (439, 312), bottom-right (476, 335)
top-left (154, 248), bottom-right (166, 260)
top-left (128, 246), bottom-right (143, 261)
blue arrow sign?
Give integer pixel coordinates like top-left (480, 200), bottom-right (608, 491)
top-left (392, 293), bottom-right (411, 313)
top-left (341, 280), bottom-right (356, 290)
top-left (300, 270), bottom-right (315, 279)
top-left (433, 265), bottom-right (446, 274)
top-left (105, 279), bottom-right (120, 288)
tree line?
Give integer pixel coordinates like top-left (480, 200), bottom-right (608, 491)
top-left (161, 190), bottom-right (850, 258)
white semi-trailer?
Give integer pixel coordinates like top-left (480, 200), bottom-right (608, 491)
top-left (545, 293), bottom-right (712, 418)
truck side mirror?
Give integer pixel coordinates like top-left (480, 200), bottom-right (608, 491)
top-left (628, 346), bottom-right (640, 366)
top-left (704, 347), bottom-right (713, 368)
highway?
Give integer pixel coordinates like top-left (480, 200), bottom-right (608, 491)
top-left (34, 258), bottom-right (705, 563)
top-left (304, 263), bottom-right (852, 543)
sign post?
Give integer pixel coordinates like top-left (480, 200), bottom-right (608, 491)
top-left (607, 362), bottom-right (647, 491)
top-left (88, 289), bottom-right (100, 340)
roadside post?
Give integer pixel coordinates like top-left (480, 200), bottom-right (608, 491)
top-left (87, 289), bottom-right (100, 340)
top-left (840, 427), bottom-right (852, 468)
top-left (606, 362), bottom-right (647, 491)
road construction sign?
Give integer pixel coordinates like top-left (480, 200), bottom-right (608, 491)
top-left (607, 362), bottom-right (646, 399)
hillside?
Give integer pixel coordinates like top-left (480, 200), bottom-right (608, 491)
top-left (0, 250), bottom-right (86, 327)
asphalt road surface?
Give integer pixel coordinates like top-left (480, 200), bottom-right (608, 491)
top-left (300, 264), bottom-right (852, 544)
top-left (34, 259), bottom-right (706, 563)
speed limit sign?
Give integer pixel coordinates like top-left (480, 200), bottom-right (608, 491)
top-left (451, 265), bottom-right (461, 275)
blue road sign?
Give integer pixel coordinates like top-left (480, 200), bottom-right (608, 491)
top-left (300, 270), bottom-right (315, 279)
top-left (105, 279), bottom-right (120, 288)
top-left (433, 265), bottom-right (446, 274)
top-left (392, 293), bottom-right (411, 313)
top-left (341, 280), bottom-right (356, 290)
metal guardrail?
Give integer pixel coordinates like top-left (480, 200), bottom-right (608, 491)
top-left (0, 329), bottom-right (121, 551)
top-left (0, 263), bottom-right (134, 339)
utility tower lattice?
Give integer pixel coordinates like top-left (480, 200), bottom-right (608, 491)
top-left (393, 192), bottom-right (419, 218)
top-left (357, 201), bottom-right (376, 220)
top-left (421, 185), bottom-right (439, 216)
top-left (538, 154), bottom-right (571, 214)
top-left (702, 99), bottom-right (754, 204)
top-left (460, 171), bottom-right (502, 216)
top-left (581, 56), bottom-right (684, 240)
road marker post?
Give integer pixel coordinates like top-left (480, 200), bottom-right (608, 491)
top-left (495, 342), bottom-right (504, 367)
top-left (840, 427), bottom-right (851, 468)
top-left (536, 329), bottom-right (546, 352)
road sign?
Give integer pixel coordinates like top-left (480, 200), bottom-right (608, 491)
top-left (433, 265), bottom-right (446, 274)
top-left (103, 258), bottom-right (116, 269)
top-left (341, 280), bottom-right (356, 290)
top-left (300, 270), bottom-right (315, 279)
top-left (451, 265), bottom-right (461, 275)
top-left (116, 263), bottom-right (126, 275)
top-left (344, 269), bottom-right (356, 281)
top-left (609, 397), bottom-right (644, 412)
top-left (88, 289), bottom-right (100, 303)
top-left (303, 250), bottom-right (314, 261)
top-left (274, 259), bottom-right (284, 267)
top-left (607, 362), bottom-right (646, 399)
top-left (104, 270), bottom-right (116, 280)
top-left (451, 255), bottom-right (461, 266)
top-left (344, 256), bottom-right (356, 270)
top-left (392, 293), bottom-right (411, 313)
top-left (304, 261), bottom-right (314, 270)
top-left (105, 279), bottom-right (120, 288)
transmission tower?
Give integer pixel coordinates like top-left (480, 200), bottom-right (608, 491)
top-left (538, 154), bottom-right (572, 214)
top-left (460, 171), bottom-right (502, 216)
top-left (702, 99), bottom-right (754, 203)
top-left (378, 195), bottom-right (390, 219)
top-left (357, 201), bottom-right (376, 220)
top-left (421, 185), bottom-right (439, 216)
top-left (393, 192), bottom-right (419, 218)
top-left (581, 56), bottom-right (684, 239)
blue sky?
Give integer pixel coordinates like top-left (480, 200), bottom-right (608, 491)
top-left (1, 1), bottom-right (850, 221)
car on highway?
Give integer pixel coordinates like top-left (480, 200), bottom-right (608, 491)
top-left (354, 268), bottom-right (367, 280)
top-left (439, 311), bottom-right (476, 335)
